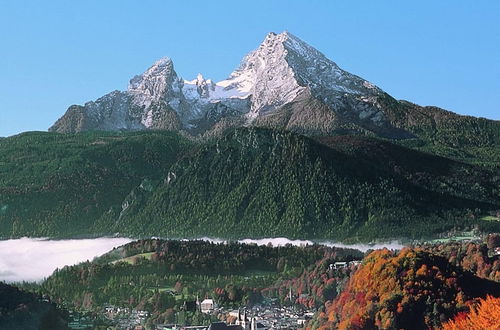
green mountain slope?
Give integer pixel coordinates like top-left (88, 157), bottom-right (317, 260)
top-left (0, 131), bottom-right (194, 237)
top-left (117, 128), bottom-right (499, 240)
top-left (384, 99), bottom-right (500, 167)
top-left (318, 135), bottom-right (499, 205)
top-left (0, 128), bottom-right (498, 240)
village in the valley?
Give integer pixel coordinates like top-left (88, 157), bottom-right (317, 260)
top-left (88, 299), bottom-right (315, 330)
top-left (67, 260), bottom-right (362, 330)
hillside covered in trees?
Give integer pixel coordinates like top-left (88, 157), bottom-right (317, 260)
top-left (0, 130), bottom-right (195, 237)
top-left (17, 238), bottom-right (500, 329)
top-left (442, 295), bottom-right (500, 330)
top-left (1, 127), bottom-right (498, 241)
top-left (312, 243), bottom-right (500, 329)
top-left (0, 282), bottom-right (68, 329)
top-left (34, 239), bottom-right (362, 325)
top-left (118, 128), bottom-right (499, 241)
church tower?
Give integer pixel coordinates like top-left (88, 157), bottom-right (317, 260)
top-left (236, 309), bottom-right (250, 329)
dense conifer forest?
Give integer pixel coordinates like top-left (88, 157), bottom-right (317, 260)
top-left (1, 127), bottom-right (498, 241)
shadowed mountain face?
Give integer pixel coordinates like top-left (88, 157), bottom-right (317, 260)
top-left (113, 128), bottom-right (499, 240)
top-left (2, 128), bottom-right (497, 240)
top-left (49, 31), bottom-right (499, 143)
top-left (0, 282), bottom-right (68, 329)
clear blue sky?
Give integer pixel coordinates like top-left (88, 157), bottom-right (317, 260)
top-left (0, 1), bottom-right (499, 137)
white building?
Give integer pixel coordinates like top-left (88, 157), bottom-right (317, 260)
top-left (329, 262), bottom-right (347, 270)
top-left (200, 299), bottom-right (216, 314)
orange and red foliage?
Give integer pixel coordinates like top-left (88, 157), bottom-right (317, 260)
top-left (263, 249), bottom-right (361, 309)
top-left (423, 242), bottom-right (500, 282)
top-left (442, 295), bottom-right (500, 330)
top-left (317, 247), bottom-right (500, 329)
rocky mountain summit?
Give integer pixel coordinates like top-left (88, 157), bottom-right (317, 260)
top-left (49, 31), bottom-right (494, 140)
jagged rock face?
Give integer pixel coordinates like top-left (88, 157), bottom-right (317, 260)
top-left (128, 57), bottom-right (179, 109)
top-left (50, 91), bottom-right (143, 132)
top-left (231, 32), bottom-right (386, 121)
top-left (240, 32), bottom-right (409, 137)
top-left (49, 32), bottom-right (416, 137)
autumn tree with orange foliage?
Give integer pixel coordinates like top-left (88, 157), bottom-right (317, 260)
top-left (315, 248), bottom-right (500, 329)
top-left (442, 295), bottom-right (500, 330)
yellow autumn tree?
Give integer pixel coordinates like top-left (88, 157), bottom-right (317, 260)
top-left (442, 295), bottom-right (500, 330)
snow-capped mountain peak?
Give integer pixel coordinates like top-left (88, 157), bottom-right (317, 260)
top-left (209, 31), bottom-right (384, 121)
top-left (50, 31), bottom-right (394, 135)
top-left (233, 31), bottom-right (387, 124)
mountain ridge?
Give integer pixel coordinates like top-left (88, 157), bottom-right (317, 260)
top-left (49, 31), bottom-right (499, 144)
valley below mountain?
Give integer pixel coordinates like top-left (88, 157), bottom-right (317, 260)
top-left (6, 236), bottom-right (500, 329)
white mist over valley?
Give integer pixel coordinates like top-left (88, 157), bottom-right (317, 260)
top-left (0, 236), bottom-right (404, 283)
top-left (203, 237), bottom-right (404, 252)
top-left (0, 237), bottom-right (132, 283)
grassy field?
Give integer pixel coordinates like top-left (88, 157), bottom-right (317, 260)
top-left (480, 216), bottom-right (500, 222)
top-left (111, 252), bottom-right (154, 265)
top-left (426, 231), bottom-right (481, 244)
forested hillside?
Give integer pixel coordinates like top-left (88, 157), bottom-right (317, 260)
top-left (36, 239), bottom-right (362, 325)
top-left (313, 246), bottom-right (500, 329)
top-left (0, 130), bottom-right (194, 237)
top-left (0, 128), bottom-right (498, 240)
top-left (118, 128), bottom-right (499, 240)
top-left (383, 99), bottom-right (500, 167)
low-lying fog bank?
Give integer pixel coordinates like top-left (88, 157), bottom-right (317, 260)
top-left (0, 237), bottom-right (132, 283)
top-left (0, 236), bottom-right (404, 283)
top-left (197, 237), bottom-right (404, 252)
